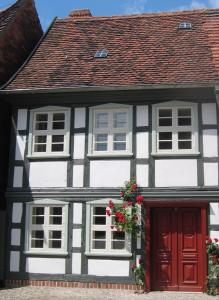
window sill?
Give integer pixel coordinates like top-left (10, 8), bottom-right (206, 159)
top-left (27, 154), bottom-right (71, 160)
top-left (87, 153), bottom-right (133, 159)
top-left (85, 252), bottom-right (132, 257)
top-left (24, 251), bottom-right (68, 256)
top-left (151, 152), bottom-right (200, 157)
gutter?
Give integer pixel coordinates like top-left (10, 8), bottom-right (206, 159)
top-left (0, 82), bottom-right (216, 95)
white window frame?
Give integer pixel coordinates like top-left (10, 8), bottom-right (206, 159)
top-left (28, 106), bottom-right (71, 158)
top-left (25, 199), bottom-right (69, 256)
top-left (88, 103), bottom-right (133, 157)
top-left (152, 101), bottom-right (199, 156)
top-left (85, 199), bottom-right (132, 257)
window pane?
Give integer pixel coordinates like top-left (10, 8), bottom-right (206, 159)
top-left (49, 231), bottom-right (62, 239)
top-left (159, 109), bottom-right (172, 126)
top-left (178, 108), bottom-right (191, 126)
top-left (34, 136), bottom-right (47, 152)
top-left (178, 108), bottom-right (191, 117)
top-left (159, 132), bottom-right (172, 141)
top-left (159, 141), bottom-right (172, 150)
top-left (93, 241), bottom-right (106, 249)
top-left (32, 216), bottom-right (44, 224)
top-left (94, 207), bottom-right (106, 215)
top-left (32, 207), bottom-right (44, 215)
top-left (93, 216), bottom-right (106, 225)
top-left (32, 207), bottom-right (44, 224)
top-left (112, 231), bottom-right (125, 240)
top-left (35, 114), bottom-right (48, 130)
top-left (93, 231), bottom-right (106, 239)
top-left (49, 240), bottom-right (62, 248)
top-left (51, 135), bottom-right (64, 152)
top-left (32, 230), bottom-right (44, 239)
top-left (31, 239), bottom-right (44, 248)
top-left (95, 113), bottom-right (108, 128)
top-left (96, 134), bottom-right (107, 142)
top-left (52, 113), bottom-right (65, 130)
top-left (114, 112), bottom-right (127, 128)
top-left (50, 207), bottom-right (62, 215)
top-left (178, 141), bottom-right (192, 149)
top-left (114, 133), bottom-right (126, 141)
top-left (114, 143), bottom-right (126, 150)
top-left (112, 241), bottom-right (125, 249)
top-left (178, 132), bottom-right (191, 140)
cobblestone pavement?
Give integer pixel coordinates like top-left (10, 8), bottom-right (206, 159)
top-left (0, 287), bottom-right (219, 300)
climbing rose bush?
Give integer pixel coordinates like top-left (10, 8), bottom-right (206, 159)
top-left (106, 178), bottom-right (143, 236)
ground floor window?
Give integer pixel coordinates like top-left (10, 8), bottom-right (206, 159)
top-left (85, 199), bottom-right (131, 256)
top-left (25, 199), bottom-right (68, 255)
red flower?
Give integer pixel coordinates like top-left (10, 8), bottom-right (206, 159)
top-left (110, 225), bottom-right (114, 229)
top-left (136, 195), bottom-right (144, 205)
top-left (214, 238), bottom-right (219, 243)
top-left (138, 258), bottom-right (142, 265)
top-left (106, 208), bottom-right (111, 216)
top-left (122, 203), bottom-right (127, 208)
top-left (131, 184), bottom-right (137, 191)
top-left (206, 238), bottom-right (212, 244)
top-left (109, 200), bottom-right (114, 209)
top-left (120, 191), bottom-right (124, 197)
top-left (131, 263), bottom-right (136, 270)
top-left (128, 200), bottom-right (133, 206)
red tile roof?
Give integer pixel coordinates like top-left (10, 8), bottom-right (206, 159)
top-left (4, 8), bottom-right (219, 90)
top-left (0, 0), bottom-right (43, 85)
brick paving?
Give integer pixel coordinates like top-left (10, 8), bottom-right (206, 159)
top-left (0, 287), bottom-right (218, 300)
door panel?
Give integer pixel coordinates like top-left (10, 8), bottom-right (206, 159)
top-left (151, 207), bottom-right (203, 291)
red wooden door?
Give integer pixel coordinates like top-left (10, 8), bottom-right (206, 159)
top-left (151, 207), bottom-right (203, 291)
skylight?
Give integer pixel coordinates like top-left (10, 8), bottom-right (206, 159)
top-left (94, 49), bottom-right (109, 58)
top-left (178, 22), bottom-right (192, 29)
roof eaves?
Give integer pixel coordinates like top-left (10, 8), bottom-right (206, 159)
top-left (0, 16), bottom-right (57, 90)
top-left (0, 83), bottom-right (217, 95)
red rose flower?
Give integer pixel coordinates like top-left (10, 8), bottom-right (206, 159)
top-left (131, 263), bottom-right (136, 270)
top-left (214, 238), bottom-right (219, 243)
top-left (120, 191), bottom-right (124, 197)
top-left (128, 200), bottom-right (133, 206)
top-left (207, 238), bottom-right (212, 244)
top-left (131, 184), bottom-right (137, 191)
top-left (109, 200), bottom-right (114, 209)
top-left (110, 225), bottom-right (114, 229)
top-left (136, 195), bottom-right (144, 205)
top-left (122, 203), bottom-right (127, 208)
top-left (138, 258), bottom-right (142, 265)
top-left (106, 208), bottom-right (111, 216)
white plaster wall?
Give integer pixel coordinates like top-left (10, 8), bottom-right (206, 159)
top-left (15, 135), bottom-right (26, 160)
top-left (10, 251), bottom-right (20, 272)
top-left (74, 108), bottom-right (86, 128)
top-left (155, 159), bottom-right (197, 187)
top-left (88, 259), bottom-right (129, 276)
top-left (136, 105), bottom-right (148, 127)
top-left (26, 257), bottom-right (65, 274)
top-left (136, 164), bottom-right (148, 187)
top-left (72, 229), bottom-right (82, 248)
top-left (204, 163), bottom-right (218, 186)
top-left (73, 133), bottom-right (85, 159)
top-left (11, 229), bottom-right (21, 246)
top-left (203, 130), bottom-right (218, 157)
top-left (12, 203), bottom-right (23, 223)
top-left (72, 165), bottom-right (84, 187)
top-left (210, 203), bottom-right (219, 225)
top-left (90, 160), bottom-right (130, 187)
top-left (210, 231), bottom-right (219, 240)
top-left (72, 253), bottom-right (81, 274)
top-left (202, 103), bottom-right (217, 125)
top-left (29, 161), bottom-right (67, 187)
top-left (136, 132), bottom-right (149, 158)
top-left (73, 203), bottom-right (82, 224)
top-left (13, 166), bottom-right (23, 188)
top-left (17, 109), bottom-right (28, 130)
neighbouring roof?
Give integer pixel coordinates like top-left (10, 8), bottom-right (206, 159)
top-left (3, 8), bottom-right (219, 90)
top-left (0, 0), bottom-right (43, 85)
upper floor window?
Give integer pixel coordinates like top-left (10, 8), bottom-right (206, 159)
top-left (152, 101), bottom-right (199, 155)
top-left (25, 199), bottom-right (68, 255)
top-left (28, 106), bottom-right (71, 157)
top-left (88, 104), bottom-right (133, 157)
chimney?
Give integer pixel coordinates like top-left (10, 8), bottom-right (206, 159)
top-left (69, 9), bottom-right (92, 18)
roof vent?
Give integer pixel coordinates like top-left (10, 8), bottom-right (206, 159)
top-left (69, 9), bottom-right (92, 18)
top-left (94, 49), bottom-right (109, 58)
top-left (178, 22), bottom-right (192, 29)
